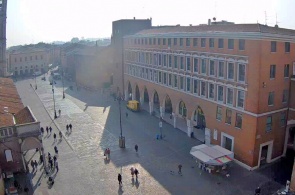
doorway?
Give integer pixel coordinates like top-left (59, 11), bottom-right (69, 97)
top-left (258, 141), bottom-right (273, 167)
top-left (260, 145), bottom-right (268, 165)
top-left (221, 133), bottom-right (234, 152)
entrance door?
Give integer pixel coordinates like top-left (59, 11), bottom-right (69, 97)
top-left (224, 137), bottom-right (232, 151)
top-left (260, 145), bottom-right (268, 165)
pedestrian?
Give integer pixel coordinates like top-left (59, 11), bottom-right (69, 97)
top-left (255, 187), bottom-right (261, 195)
top-left (66, 124), bottom-right (69, 132)
top-left (55, 161), bottom-right (59, 172)
top-left (30, 160), bottom-right (34, 170)
top-left (53, 133), bottom-right (57, 142)
top-left (48, 152), bottom-right (51, 159)
top-left (134, 168), bottom-right (139, 179)
top-left (40, 127), bottom-right (44, 135)
top-left (118, 174), bottom-right (122, 185)
top-left (107, 148), bottom-right (110, 160)
top-left (69, 124), bottom-right (72, 131)
top-left (135, 144), bottom-right (138, 153)
top-left (59, 131), bottom-right (62, 140)
top-left (53, 155), bottom-right (57, 164)
top-left (130, 167), bottom-right (134, 178)
top-left (34, 160), bottom-right (38, 168)
top-left (49, 159), bottom-right (53, 170)
top-left (49, 126), bottom-right (52, 134)
top-left (125, 112), bottom-right (128, 118)
top-left (58, 109), bottom-right (61, 116)
top-left (40, 154), bottom-right (43, 164)
top-left (178, 164), bottom-right (182, 174)
top-left (54, 146), bottom-right (58, 154)
top-left (46, 126), bottom-right (49, 134)
top-left (104, 149), bottom-right (108, 160)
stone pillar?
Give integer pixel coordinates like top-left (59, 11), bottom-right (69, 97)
top-left (132, 92), bottom-right (135, 100)
top-left (124, 90), bottom-right (128, 101)
top-left (205, 128), bottom-right (211, 145)
top-left (172, 112), bottom-right (177, 128)
top-left (149, 101), bottom-right (153, 115)
top-left (140, 97), bottom-right (144, 105)
top-left (290, 159), bottom-right (295, 192)
top-left (160, 106), bottom-right (164, 118)
top-left (187, 119), bottom-right (192, 137)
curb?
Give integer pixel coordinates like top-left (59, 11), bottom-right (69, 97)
top-left (31, 83), bottom-right (75, 152)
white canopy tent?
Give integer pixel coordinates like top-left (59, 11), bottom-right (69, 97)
top-left (190, 144), bottom-right (234, 166)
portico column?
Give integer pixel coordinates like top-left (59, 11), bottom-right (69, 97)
top-left (187, 119), bottom-right (192, 137)
top-left (124, 90), bottom-right (128, 101)
top-left (172, 112), bottom-right (177, 128)
top-left (132, 92), bottom-right (135, 100)
top-left (160, 106), bottom-right (164, 118)
top-left (149, 101), bottom-right (153, 115)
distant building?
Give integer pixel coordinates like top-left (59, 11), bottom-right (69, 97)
top-left (123, 23), bottom-right (295, 169)
top-left (0, 0), bottom-right (7, 77)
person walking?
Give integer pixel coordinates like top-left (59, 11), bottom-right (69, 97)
top-left (255, 187), bottom-right (261, 195)
top-left (104, 149), bottom-right (108, 160)
top-left (130, 167), bottom-right (134, 178)
top-left (69, 124), bottom-right (72, 131)
top-left (59, 131), bottom-right (62, 140)
top-left (54, 146), bottom-right (58, 155)
top-left (46, 126), bottom-right (49, 134)
top-left (40, 127), bottom-right (44, 135)
top-left (118, 174), bottom-right (122, 186)
top-left (49, 126), bottom-right (52, 134)
top-left (66, 124), bottom-right (69, 132)
top-left (55, 161), bottom-right (59, 173)
top-left (58, 109), bottom-right (61, 116)
top-left (107, 148), bottom-right (110, 160)
top-left (40, 154), bottom-right (43, 164)
top-left (125, 112), bottom-right (128, 118)
top-left (178, 164), bottom-right (182, 174)
top-left (53, 155), bottom-right (57, 164)
top-left (134, 168), bottom-right (139, 180)
top-left (48, 159), bottom-right (53, 170)
top-left (135, 144), bottom-right (138, 153)
top-left (34, 160), bottom-right (38, 168)
top-left (53, 133), bottom-right (57, 142)
top-left (30, 160), bottom-right (34, 170)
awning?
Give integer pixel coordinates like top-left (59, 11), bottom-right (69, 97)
top-left (190, 144), bottom-right (234, 166)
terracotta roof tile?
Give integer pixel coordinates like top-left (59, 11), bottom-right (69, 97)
top-left (14, 106), bottom-right (36, 125)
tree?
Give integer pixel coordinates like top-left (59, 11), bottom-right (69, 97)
top-left (71, 37), bottom-right (79, 43)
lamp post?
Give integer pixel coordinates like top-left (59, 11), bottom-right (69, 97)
top-left (62, 69), bottom-right (65, 99)
top-left (52, 79), bottom-right (57, 119)
top-left (118, 94), bottom-right (125, 148)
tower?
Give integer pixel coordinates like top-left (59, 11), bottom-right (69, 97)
top-left (0, 0), bottom-right (7, 77)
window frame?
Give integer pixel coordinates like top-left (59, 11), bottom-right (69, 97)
top-left (193, 79), bottom-right (199, 95)
top-left (235, 113), bottom-right (243, 129)
top-left (186, 77), bottom-right (191, 92)
top-left (225, 109), bottom-right (232, 125)
top-left (186, 57), bottom-right (191, 71)
top-left (237, 90), bottom-right (245, 109)
top-left (271, 41), bottom-right (277, 52)
top-left (200, 81), bottom-right (206, 97)
top-left (266, 116), bottom-right (272, 132)
top-left (270, 64), bottom-right (276, 79)
top-left (284, 64), bottom-right (289, 78)
top-left (217, 85), bottom-right (224, 102)
top-left (209, 38), bottom-right (214, 48)
top-left (209, 60), bottom-right (215, 76)
top-left (239, 39), bottom-right (245, 50)
top-left (193, 58), bottom-right (198, 73)
top-left (201, 59), bottom-right (207, 75)
top-left (218, 38), bottom-right (224, 49)
top-left (226, 88), bottom-right (234, 106)
top-left (201, 38), bottom-right (206, 48)
top-left (268, 91), bottom-right (274, 106)
top-left (238, 63), bottom-right (246, 83)
top-left (228, 39), bottom-right (234, 49)
top-left (208, 83), bottom-right (215, 99)
top-left (285, 42), bottom-right (290, 53)
top-left (227, 62), bottom-right (234, 80)
top-left (216, 106), bottom-right (222, 121)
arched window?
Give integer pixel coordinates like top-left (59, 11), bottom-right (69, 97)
top-left (179, 101), bottom-right (187, 117)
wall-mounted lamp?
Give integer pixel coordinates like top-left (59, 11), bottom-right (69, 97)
top-left (262, 82), bottom-right (267, 88)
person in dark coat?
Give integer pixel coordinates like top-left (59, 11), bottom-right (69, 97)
top-left (134, 168), bottom-right (139, 179)
top-left (69, 124), bottom-right (72, 131)
top-left (49, 126), bottom-right (52, 133)
top-left (118, 174), bottom-right (122, 185)
top-left (46, 126), bottom-right (49, 134)
top-left (135, 144), bottom-right (138, 153)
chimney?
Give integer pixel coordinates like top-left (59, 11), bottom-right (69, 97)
top-left (208, 19), bottom-right (211, 25)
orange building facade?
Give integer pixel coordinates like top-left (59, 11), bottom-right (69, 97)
top-left (123, 24), bottom-right (295, 169)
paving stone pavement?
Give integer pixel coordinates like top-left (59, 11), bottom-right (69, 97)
top-left (15, 76), bottom-right (283, 195)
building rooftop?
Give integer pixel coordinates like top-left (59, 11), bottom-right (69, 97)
top-left (132, 23), bottom-right (295, 36)
top-left (14, 106), bottom-right (36, 125)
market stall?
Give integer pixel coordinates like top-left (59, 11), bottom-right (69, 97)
top-left (190, 144), bottom-right (234, 175)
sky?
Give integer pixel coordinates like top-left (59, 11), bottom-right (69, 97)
top-left (6, 0), bottom-right (295, 47)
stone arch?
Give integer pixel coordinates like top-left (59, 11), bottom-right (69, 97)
top-left (178, 100), bottom-right (187, 118)
top-left (21, 137), bottom-right (42, 152)
top-left (163, 95), bottom-right (173, 114)
top-left (143, 87), bottom-right (149, 103)
top-left (191, 106), bottom-right (206, 129)
top-left (135, 85), bottom-right (140, 101)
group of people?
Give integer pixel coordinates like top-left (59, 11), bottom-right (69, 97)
top-left (66, 124), bottom-right (73, 133)
top-left (104, 148), bottom-right (111, 160)
top-left (47, 149), bottom-right (59, 173)
top-left (30, 159), bottom-right (38, 171)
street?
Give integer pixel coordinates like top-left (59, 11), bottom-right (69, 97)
top-left (15, 75), bottom-right (282, 195)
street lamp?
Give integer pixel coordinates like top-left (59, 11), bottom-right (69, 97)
top-left (52, 79), bottom-right (57, 119)
top-left (118, 94), bottom-right (125, 148)
top-left (62, 69), bottom-right (65, 99)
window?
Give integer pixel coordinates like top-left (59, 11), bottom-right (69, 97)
top-left (20, 57), bottom-right (22, 62)
top-left (163, 38), bottom-right (166, 45)
top-left (186, 57), bottom-right (191, 71)
top-left (168, 55), bottom-right (172, 67)
top-left (163, 73), bottom-right (167, 85)
top-left (35, 55), bottom-right (38, 60)
top-left (281, 112), bottom-right (286, 126)
top-left (228, 39), bottom-right (234, 49)
top-left (217, 86), bottom-right (224, 102)
top-left (186, 77), bottom-right (191, 92)
top-left (282, 89), bottom-right (288, 103)
top-left (237, 90), bottom-right (245, 108)
top-left (225, 109), bottom-right (232, 124)
top-left (174, 56), bottom-right (178, 69)
top-left (218, 38), bottom-right (224, 48)
top-left (180, 57), bottom-right (184, 70)
top-left (149, 38), bottom-right (152, 45)
top-left (227, 88), bottom-right (233, 105)
top-left (201, 59), bottom-right (207, 74)
top-left (271, 41), bottom-right (277, 52)
top-left (186, 38), bottom-right (190, 47)
top-left (5, 150), bottom-right (13, 162)
top-left (209, 83), bottom-right (215, 99)
top-left (174, 38), bottom-right (177, 45)
top-left (285, 42), bottom-right (290, 52)
top-left (201, 81), bottom-right (206, 96)
top-left (216, 106), bottom-right (222, 121)
top-left (180, 38), bottom-right (183, 46)
top-left (153, 38), bottom-right (156, 45)
top-left (268, 92), bottom-right (274, 106)
top-left (30, 56), bottom-right (32, 60)
top-left (238, 64), bottom-right (246, 82)
top-left (201, 38), bottom-right (206, 47)
top-left (180, 76), bottom-right (184, 90)
top-left (168, 74), bottom-right (172, 86)
top-left (163, 55), bottom-right (167, 66)
top-left (145, 38), bottom-right (147, 45)
top-left (284, 64), bottom-right (289, 78)
top-left (227, 62), bottom-right (234, 80)
top-left (218, 61), bottom-right (224, 78)
top-left (158, 38), bottom-right (161, 45)
top-left (209, 38), bottom-right (214, 48)
top-left (158, 54), bottom-right (162, 66)
top-left (235, 113), bottom-right (242, 128)
top-left (239, 39), bottom-right (245, 50)
top-left (193, 58), bottom-right (198, 73)
top-left (158, 71), bottom-right (162, 83)
top-left (168, 38), bottom-right (171, 46)
top-left (270, 65), bottom-right (276, 79)
top-left (209, 60), bottom-right (215, 76)
top-left (174, 75), bottom-right (178, 87)
top-left (25, 57), bottom-right (27, 61)
top-left (193, 38), bottom-right (198, 47)
top-left (193, 79), bottom-right (198, 94)
top-left (266, 116), bottom-right (272, 132)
